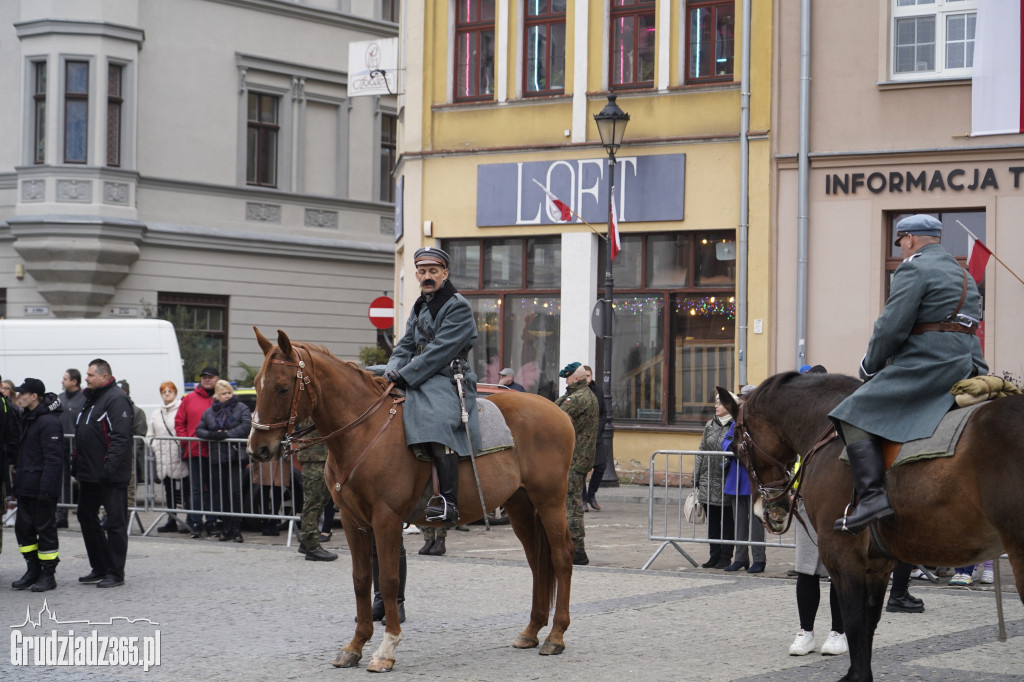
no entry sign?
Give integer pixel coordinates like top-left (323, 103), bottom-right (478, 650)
top-left (368, 296), bottom-right (395, 329)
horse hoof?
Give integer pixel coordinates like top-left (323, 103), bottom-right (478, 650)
top-left (366, 656), bottom-right (395, 673)
top-left (539, 640), bottom-right (565, 656)
top-left (513, 636), bottom-right (539, 649)
top-left (332, 650), bottom-right (361, 668)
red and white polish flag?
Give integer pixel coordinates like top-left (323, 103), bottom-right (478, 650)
top-left (609, 196), bottom-right (620, 261)
top-left (966, 233), bottom-right (993, 283)
top-left (531, 179), bottom-right (572, 222)
top-left (972, 0), bottom-right (1024, 136)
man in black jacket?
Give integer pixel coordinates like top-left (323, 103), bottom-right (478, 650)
top-left (10, 378), bottom-right (63, 592)
top-left (73, 359), bottom-right (134, 588)
top-left (55, 368), bottom-right (85, 528)
top-left (0, 373), bottom-right (19, 563)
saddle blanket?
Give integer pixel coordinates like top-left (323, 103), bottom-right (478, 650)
top-left (841, 401), bottom-right (986, 468)
top-left (412, 398), bottom-right (514, 461)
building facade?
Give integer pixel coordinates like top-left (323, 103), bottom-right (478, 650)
top-left (395, 1), bottom-right (774, 471)
top-left (772, 1), bottom-right (1023, 381)
top-left (0, 0), bottom-right (400, 383)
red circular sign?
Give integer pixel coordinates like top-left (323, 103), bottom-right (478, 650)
top-left (368, 296), bottom-right (395, 329)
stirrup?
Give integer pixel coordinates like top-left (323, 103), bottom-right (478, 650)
top-left (425, 495), bottom-right (457, 524)
top-left (834, 502), bottom-right (855, 534)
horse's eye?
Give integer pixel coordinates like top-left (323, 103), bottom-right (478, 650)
top-left (276, 386), bottom-right (289, 395)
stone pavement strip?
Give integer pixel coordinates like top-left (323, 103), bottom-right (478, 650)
top-left (2, 488), bottom-right (1022, 681)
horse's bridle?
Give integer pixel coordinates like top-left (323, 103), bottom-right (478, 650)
top-left (734, 402), bottom-right (838, 534)
top-left (251, 345), bottom-right (316, 441)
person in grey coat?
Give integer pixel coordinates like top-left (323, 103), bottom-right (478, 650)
top-left (828, 214), bottom-right (987, 534)
top-left (384, 246), bottom-right (479, 527)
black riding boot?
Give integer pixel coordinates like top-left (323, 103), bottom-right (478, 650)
top-left (424, 444), bottom-right (459, 527)
top-left (31, 558), bottom-right (58, 593)
top-left (12, 551), bottom-right (41, 590)
top-left (834, 439), bottom-right (895, 534)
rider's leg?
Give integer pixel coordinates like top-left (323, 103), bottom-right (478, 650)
top-left (424, 443), bottom-right (459, 527)
top-left (833, 421), bottom-right (894, 534)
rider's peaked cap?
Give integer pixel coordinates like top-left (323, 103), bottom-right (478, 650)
top-left (413, 246), bottom-right (450, 268)
top-left (894, 214), bottom-right (942, 246)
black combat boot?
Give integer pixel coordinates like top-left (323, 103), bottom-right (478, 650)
top-left (424, 444), bottom-right (459, 527)
top-left (427, 536), bottom-right (447, 556)
top-left (834, 439), bottom-right (895, 534)
top-left (12, 552), bottom-right (41, 590)
top-left (30, 559), bottom-right (58, 592)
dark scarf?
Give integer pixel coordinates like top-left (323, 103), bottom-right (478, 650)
top-left (413, 278), bottom-right (458, 318)
top-left (211, 396), bottom-right (238, 429)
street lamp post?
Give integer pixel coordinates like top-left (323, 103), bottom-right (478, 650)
top-left (593, 95), bottom-right (629, 487)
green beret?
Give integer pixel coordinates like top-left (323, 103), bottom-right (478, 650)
top-left (558, 362), bottom-right (581, 378)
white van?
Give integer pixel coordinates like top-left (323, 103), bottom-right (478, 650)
top-left (0, 319), bottom-right (185, 418)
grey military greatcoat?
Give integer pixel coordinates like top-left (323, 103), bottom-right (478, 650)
top-left (829, 243), bottom-right (987, 442)
top-left (385, 282), bottom-right (480, 457)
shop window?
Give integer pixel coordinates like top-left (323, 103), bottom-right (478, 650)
top-left (455, 0), bottom-right (496, 101)
top-left (610, 0), bottom-right (656, 89)
top-left (524, 1), bottom-right (567, 95)
top-left (892, 0), bottom-right (976, 80)
top-left (157, 293), bottom-right (229, 381)
top-left (686, 0), bottom-right (735, 82)
top-left (445, 237), bottom-right (561, 399)
top-left (598, 231), bottom-right (736, 427)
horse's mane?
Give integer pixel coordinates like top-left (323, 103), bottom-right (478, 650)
top-left (292, 341), bottom-right (390, 394)
top-left (745, 371), bottom-right (862, 439)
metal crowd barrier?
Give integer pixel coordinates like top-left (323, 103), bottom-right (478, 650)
top-left (53, 435), bottom-right (303, 546)
top-left (643, 449), bottom-right (795, 570)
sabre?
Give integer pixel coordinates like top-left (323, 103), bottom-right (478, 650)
top-left (451, 359), bottom-right (490, 531)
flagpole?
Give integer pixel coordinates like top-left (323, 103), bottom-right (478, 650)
top-left (955, 219), bottom-right (1024, 288)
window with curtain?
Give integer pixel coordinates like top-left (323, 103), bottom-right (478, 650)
top-left (524, 0), bottom-right (567, 95)
top-left (33, 61), bottom-right (46, 164)
top-left (455, 0), bottom-right (496, 101)
top-left (610, 0), bottom-right (656, 89)
top-left (687, 0), bottom-right (735, 82)
top-left (106, 63), bottom-right (123, 167)
top-left (64, 61), bottom-right (89, 164)
top-left (246, 93), bottom-right (279, 187)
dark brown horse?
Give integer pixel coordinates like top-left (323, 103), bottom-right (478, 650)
top-left (247, 329), bottom-right (576, 672)
top-left (719, 372), bottom-right (1024, 682)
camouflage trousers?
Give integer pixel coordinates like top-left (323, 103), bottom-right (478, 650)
top-left (300, 463), bottom-right (330, 549)
top-left (566, 471), bottom-right (586, 550)
top-left (421, 526), bottom-right (447, 541)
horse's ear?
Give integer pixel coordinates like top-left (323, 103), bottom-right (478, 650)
top-left (717, 386), bottom-right (740, 419)
top-left (254, 327), bottom-right (273, 355)
top-left (277, 329), bottom-right (293, 357)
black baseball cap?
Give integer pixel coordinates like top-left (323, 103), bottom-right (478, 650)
top-left (200, 366), bottom-right (220, 377)
top-left (15, 378), bottom-right (45, 395)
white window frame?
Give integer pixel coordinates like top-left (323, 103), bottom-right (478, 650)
top-left (890, 0), bottom-right (977, 81)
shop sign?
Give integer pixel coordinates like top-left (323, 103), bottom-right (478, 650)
top-left (476, 154), bottom-right (685, 227)
top-left (825, 166), bottom-right (1024, 195)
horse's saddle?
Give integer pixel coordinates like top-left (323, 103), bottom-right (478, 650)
top-left (842, 402), bottom-right (986, 470)
top-left (410, 398), bottom-right (515, 462)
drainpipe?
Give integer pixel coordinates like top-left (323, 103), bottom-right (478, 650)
top-left (795, 0), bottom-right (811, 369)
top-left (737, 0), bottom-right (752, 386)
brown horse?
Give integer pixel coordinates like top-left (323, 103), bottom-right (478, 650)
top-left (719, 372), bottom-right (1024, 682)
top-left (247, 329), bottom-right (576, 672)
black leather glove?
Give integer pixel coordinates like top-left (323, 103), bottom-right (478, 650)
top-left (209, 431), bottom-right (228, 441)
top-left (384, 369), bottom-right (407, 388)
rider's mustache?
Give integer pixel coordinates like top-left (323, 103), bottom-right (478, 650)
top-left (420, 278), bottom-right (436, 288)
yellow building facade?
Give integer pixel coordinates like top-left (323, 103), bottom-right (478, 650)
top-left (394, 1), bottom-right (773, 476)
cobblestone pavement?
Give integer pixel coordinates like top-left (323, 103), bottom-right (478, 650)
top-left (2, 485), bottom-right (1021, 680)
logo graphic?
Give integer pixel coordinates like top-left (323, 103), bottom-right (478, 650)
top-left (10, 600), bottom-right (161, 671)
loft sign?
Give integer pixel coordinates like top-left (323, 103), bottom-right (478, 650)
top-left (825, 166), bottom-right (1024, 195)
top-left (476, 154), bottom-right (685, 227)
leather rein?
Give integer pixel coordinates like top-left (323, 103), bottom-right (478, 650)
top-left (734, 402), bottom-right (838, 534)
top-left (250, 345), bottom-right (404, 524)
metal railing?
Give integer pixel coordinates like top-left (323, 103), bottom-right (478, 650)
top-left (53, 435), bottom-right (303, 546)
top-left (643, 449), bottom-right (795, 570)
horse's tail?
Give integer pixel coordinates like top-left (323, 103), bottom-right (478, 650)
top-left (532, 509), bottom-right (559, 613)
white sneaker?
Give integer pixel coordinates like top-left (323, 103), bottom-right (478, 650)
top-left (403, 524), bottom-right (420, 535)
top-left (789, 629), bottom-right (816, 656)
top-left (909, 568), bottom-right (925, 579)
top-left (981, 569), bottom-right (994, 584)
top-left (820, 631), bottom-right (848, 656)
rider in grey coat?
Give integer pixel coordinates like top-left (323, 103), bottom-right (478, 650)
top-left (829, 214), bottom-right (987, 534)
top-left (384, 246), bottom-right (479, 526)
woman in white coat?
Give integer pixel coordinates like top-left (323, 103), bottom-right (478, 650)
top-left (147, 381), bottom-right (189, 533)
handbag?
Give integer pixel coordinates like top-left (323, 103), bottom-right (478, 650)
top-left (684, 490), bottom-right (705, 524)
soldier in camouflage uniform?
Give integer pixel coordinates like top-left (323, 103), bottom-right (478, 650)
top-left (555, 362), bottom-right (599, 566)
top-left (296, 424), bottom-right (337, 561)
top-left (418, 525), bottom-right (448, 555)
